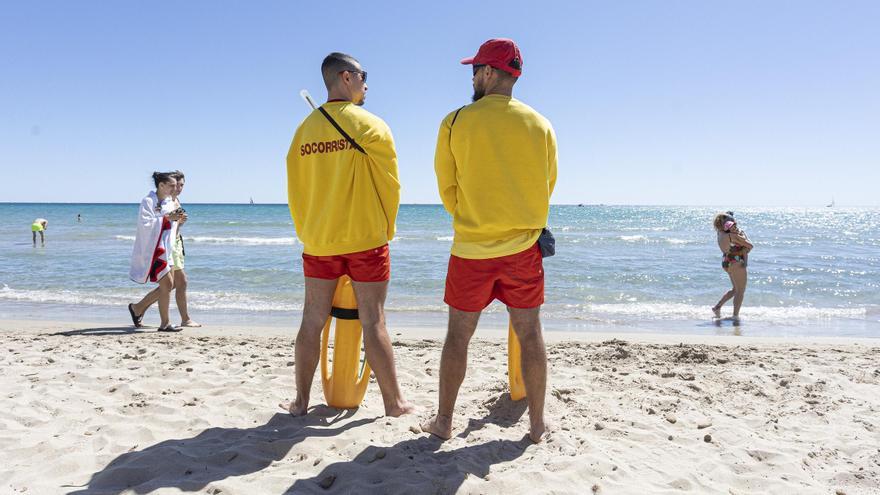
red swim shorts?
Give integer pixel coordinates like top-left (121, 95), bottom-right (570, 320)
top-left (444, 243), bottom-right (544, 312)
top-left (302, 244), bottom-right (390, 282)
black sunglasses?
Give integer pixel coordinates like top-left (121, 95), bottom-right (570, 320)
top-left (340, 69), bottom-right (367, 83)
top-left (472, 64), bottom-right (486, 75)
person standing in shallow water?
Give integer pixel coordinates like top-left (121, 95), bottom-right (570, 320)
top-left (712, 212), bottom-right (753, 321)
top-left (31, 218), bottom-right (48, 246)
top-left (280, 52), bottom-right (413, 418)
top-left (423, 38), bottom-right (557, 444)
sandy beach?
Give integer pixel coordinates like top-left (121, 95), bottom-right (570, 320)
top-left (1, 319), bottom-right (878, 494)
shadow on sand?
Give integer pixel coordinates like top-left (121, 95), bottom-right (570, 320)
top-left (66, 408), bottom-right (374, 494)
top-left (287, 393), bottom-right (532, 494)
top-left (49, 326), bottom-right (150, 337)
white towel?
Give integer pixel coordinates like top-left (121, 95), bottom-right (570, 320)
top-left (129, 191), bottom-right (174, 284)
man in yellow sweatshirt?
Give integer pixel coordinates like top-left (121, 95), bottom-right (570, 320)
top-left (282, 52), bottom-right (413, 418)
top-left (424, 39), bottom-right (557, 443)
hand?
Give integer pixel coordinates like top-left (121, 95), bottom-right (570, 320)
top-left (178, 213), bottom-right (188, 225)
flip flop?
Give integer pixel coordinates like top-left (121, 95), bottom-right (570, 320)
top-left (128, 304), bottom-right (144, 328)
top-left (158, 325), bottom-right (182, 332)
top-left (180, 320), bottom-right (202, 328)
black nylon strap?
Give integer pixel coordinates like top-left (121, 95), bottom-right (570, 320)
top-left (331, 307), bottom-right (360, 320)
top-left (450, 106), bottom-right (464, 127)
top-left (317, 107), bottom-right (367, 155)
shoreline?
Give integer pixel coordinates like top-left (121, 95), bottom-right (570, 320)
top-left (2, 316), bottom-right (879, 347)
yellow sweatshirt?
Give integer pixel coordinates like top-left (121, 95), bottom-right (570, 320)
top-left (434, 95), bottom-right (557, 259)
top-left (286, 101), bottom-right (400, 256)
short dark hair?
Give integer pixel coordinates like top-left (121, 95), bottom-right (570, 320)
top-left (321, 52), bottom-right (360, 90)
top-left (169, 170), bottom-right (185, 180)
top-left (151, 171), bottom-right (175, 188)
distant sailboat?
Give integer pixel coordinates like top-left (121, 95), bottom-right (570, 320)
top-left (826, 197), bottom-right (835, 208)
top-left (249, 197), bottom-right (254, 205)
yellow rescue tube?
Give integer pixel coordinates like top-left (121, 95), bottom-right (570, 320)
top-left (320, 275), bottom-right (371, 408)
top-left (507, 323), bottom-right (526, 401)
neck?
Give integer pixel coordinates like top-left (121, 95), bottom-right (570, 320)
top-left (486, 89), bottom-right (513, 97)
top-left (326, 87), bottom-right (351, 102)
top-left (157, 191), bottom-right (167, 201)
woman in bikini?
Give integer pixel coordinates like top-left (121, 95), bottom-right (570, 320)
top-left (712, 211), bottom-right (753, 321)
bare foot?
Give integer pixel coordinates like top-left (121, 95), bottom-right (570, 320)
top-left (528, 421), bottom-right (547, 443)
top-left (421, 414), bottom-right (453, 440)
top-left (279, 397), bottom-right (308, 416)
top-left (180, 320), bottom-right (202, 328)
top-left (711, 306), bottom-right (721, 318)
top-left (385, 401), bottom-right (416, 418)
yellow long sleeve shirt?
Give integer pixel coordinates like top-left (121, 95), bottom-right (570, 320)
top-left (286, 101), bottom-right (400, 256)
top-left (434, 95), bottom-right (557, 259)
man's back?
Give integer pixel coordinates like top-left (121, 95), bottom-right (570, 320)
top-left (286, 102), bottom-right (400, 256)
top-left (435, 94), bottom-right (557, 259)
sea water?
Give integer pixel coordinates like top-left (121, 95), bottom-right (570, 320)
top-left (1, 203), bottom-right (878, 336)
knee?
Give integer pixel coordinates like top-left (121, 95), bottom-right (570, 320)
top-left (301, 310), bottom-right (330, 332)
top-left (176, 276), bottom-right (187, 291)
top-left (516, 328), bottom-right (543, 348)
top-left (445, 330), bottom-right (473, 350)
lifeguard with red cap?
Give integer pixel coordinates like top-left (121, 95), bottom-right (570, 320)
top-left (424, 38), bottom-right (558, 444)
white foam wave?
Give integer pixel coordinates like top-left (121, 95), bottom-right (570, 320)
top-left (617, 235), bottom-right (697, 245)
top-left (187, 236), bottom-right (298, 246)
top-left (556, 302), bottom-right (866, 322)
top-left (115, 235), bottom-right (297, 245)
top-left (436, 236), bottom-right (454, 241)
top-left (0, 286), bottom-right (869, 322)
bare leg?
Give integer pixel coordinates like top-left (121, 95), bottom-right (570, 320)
top-left (509, 306), bottom-right (548, 443)
top-left (352, 280), bottom-right (414, 417)
top-left (729, 265), bottom-right (748, 318)
top-left (174, 269), bottom-right (200, 326)
top-left (155, 274), bottom-right (174, 327)
top-left (132, 286), bottom-right (160, 318)
top-left (280, 277), bottom-right (336, 416)
top-left (713, 282), bottom-right (735, 317)
top-left (422, 307), bottom-right (481, 440)
top-left (40, 231), bottom-right (45, 246)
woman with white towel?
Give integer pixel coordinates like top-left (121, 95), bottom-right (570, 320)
top-left (127, 172), bottom-right (183, 332)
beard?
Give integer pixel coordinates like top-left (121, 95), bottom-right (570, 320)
top-left (471, 86), bottom-right (485, 102)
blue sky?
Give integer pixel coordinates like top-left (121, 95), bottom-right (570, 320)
top-left (1, 1), bottom-right (878, 205)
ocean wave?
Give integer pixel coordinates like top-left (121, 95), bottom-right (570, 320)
top-left (617, 235), bottom-right (698, 245)
top-left (619, 235), bottom-right (649, 242)
top-left (0, 285), bottom-right (870, 322)
top-left (115, 235), bottom-right (297, 246)
top-left (187, 236), bottom-right (298, 245)
top-left (436, 236), bottom-right (454, 241)
top-left (554, 302), bottom-right (867, 323)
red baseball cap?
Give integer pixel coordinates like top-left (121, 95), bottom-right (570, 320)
top-left (460, 38), bottom-right (523, 77)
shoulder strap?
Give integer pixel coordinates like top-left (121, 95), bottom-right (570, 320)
top-left (450, 106), bottom-right (465, 127)
top-left (317, 106), bottom-right (367, 155)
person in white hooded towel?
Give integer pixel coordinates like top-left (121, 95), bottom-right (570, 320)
top-left (128, 172), bottom-right (183, 331)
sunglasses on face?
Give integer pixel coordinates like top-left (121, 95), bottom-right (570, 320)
top-left (340, 69), bottom-right (367, 83)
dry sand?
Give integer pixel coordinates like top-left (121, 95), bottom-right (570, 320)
top-left (1, 319), bottom-right (879, 494)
